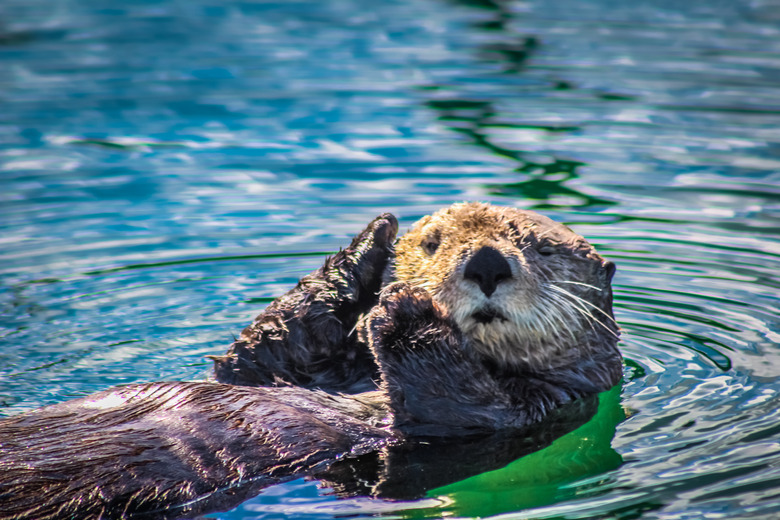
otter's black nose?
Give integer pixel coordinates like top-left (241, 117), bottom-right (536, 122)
top-left (464, 246), bottom-right (512, 297)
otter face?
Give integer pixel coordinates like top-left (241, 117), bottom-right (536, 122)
top-left (394, 202), bottom-right (618, 370)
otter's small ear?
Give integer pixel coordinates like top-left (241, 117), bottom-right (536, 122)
top-left (603, 260), bottom-right (616, 282)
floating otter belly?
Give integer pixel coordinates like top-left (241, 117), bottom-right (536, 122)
top-left (0, 203), bottom-right (622, 519)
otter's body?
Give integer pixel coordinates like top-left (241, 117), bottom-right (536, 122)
top-left (0, 203), bottom-right (621, 520)
top-left (217, 203), bottom-right (621, 434)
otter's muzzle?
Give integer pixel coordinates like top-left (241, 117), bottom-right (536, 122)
top-left (464, 246), bottom-right (512, 297)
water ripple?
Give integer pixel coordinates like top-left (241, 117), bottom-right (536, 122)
top-left (1, 0), bottom-right (779, 518)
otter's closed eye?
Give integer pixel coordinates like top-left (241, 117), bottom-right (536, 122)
top-left (538, 244), bottom-right (557, 256)
top-left (421, 237), bottom-right (440, 256)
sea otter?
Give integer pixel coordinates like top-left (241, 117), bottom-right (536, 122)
top-left (0, 203), bottom-right (621, 519)
top-left (215, 202), bottom-right (621, 433)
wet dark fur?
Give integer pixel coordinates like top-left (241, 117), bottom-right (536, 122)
top-left (0, 382), bottom-right (391, 519)
top-left (0, 204), bottom-right (622, 519)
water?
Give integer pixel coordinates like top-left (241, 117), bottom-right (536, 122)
top-left (1, 0), bottom-right (779, 518)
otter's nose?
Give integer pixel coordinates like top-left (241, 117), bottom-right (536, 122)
top-left (463, 246), bottom-right (512, 297)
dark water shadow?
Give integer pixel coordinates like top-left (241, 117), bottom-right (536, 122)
top-left (0, 23), bottom-right (67, 46)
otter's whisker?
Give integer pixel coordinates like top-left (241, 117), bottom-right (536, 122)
top-left (548, 286), bottom-right (600, 327)
top-left (536, 305), bottom-right (557, 337)
top-left (540, 293), bottom-right (567, 330)
top-left (549, 286), bottom-right (606, 324)
top-left (546, 291), bottom-right (591, 338)
top-left (549, 284), bottom-right (618, 326)
top-left (554, 280), bottom-right (603, 292)
top-left (564, 297), bottom-right (601, 331)
top-left (541, 292), bottom-right (577, 341)
top-left (533, 292), bottom-right (563, 338)
top-left (556, 295), bottom-right (599, 336)
top-left (548, 285), bottom-right (620, 339)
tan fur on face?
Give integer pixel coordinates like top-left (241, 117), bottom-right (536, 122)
top-left (394, 202), bottom-right (617, 370)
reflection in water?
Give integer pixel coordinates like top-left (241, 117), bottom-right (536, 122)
top-left (425, 1), bottom-right (617, 209)
top-left (423, 385), bottom-right (625, 517)
top-left (428, 97), bottom-right (616, 208)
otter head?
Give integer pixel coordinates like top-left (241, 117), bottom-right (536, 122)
top-left (393, 202), bottom-right (618, 371)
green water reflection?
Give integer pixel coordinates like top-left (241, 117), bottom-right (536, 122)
top-left (422, 5), bottom-right (618, 212)
top-left (411, 385), bottom-right (625, 518)
top-left (426, 96), bottom-right (617, 209)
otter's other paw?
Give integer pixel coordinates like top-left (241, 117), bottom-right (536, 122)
top-left (328, 213), bottom-right (398, 304)
top-left (365, 282), bottom-right (521, 435)
top-left (213, 213), bottom-right (398, 392)
top-left (367, 281), bottom-right (463, 362)
top-left (364, 282), bottom-right (458, 358)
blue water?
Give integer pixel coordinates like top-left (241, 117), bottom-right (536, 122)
top-left (1, 0), bottom-right (779, 518)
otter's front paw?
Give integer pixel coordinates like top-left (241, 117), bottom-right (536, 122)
top-left (365, 283), bottom-right (505, 434)
top-left (326, 213), bottom-right (398, 302)
top-left (214, 213), bottom-right (398, 391)
top-left (371, 282), bottom-right (434, 335)
top-left (365, 282), bottom-right (457, 358)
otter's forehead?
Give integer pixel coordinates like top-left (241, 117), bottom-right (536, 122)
top-left (403, 202), bottom-right (590, 250)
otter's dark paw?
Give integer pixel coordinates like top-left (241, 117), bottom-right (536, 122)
top-left (365, 282), bottom-right (511, 434)
top-left (366, 282), bottom-right (448, 352)
top-left (324, 213), bottom-right (398, 303)
top-left (379, 281), bottom-right (438, 320)
top-left (214, 213), bottom-right (398, 391)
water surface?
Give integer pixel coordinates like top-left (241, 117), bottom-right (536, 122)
top-left (1, 0), bottom-right (779, 518)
